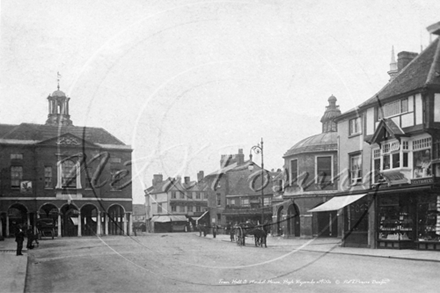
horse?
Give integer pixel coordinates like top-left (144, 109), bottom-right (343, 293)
top-left (239, 222), bottom-right (266, 248)
top-left (242, 221), bottom-right (269, 248)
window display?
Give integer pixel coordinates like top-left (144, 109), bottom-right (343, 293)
top-left (417, 195), bottom-right (440, 242)
top-left (377, 195), bottom-right (414, 249)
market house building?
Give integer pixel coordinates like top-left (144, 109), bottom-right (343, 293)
top-left (331, 21), bottom-right (440, 250)
top-left (275, 96), bottom-right (341, 238)
top-left (0, 87), bottom-right (133, 238)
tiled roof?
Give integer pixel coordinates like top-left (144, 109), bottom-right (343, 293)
top-left (205, 160), bottom-right (253, 178)
top-left (284, 132), bottom-right (338, 157)
top-left (357, 37), bottom-right (440, 109)
top-left (0, 123), bottom-right (126, 146)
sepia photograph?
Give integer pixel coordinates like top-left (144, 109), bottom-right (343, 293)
top-left (1, 0), bottom-right (440, 292)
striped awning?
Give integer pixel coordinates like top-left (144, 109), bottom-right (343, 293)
top-left (308, 194), bottom-right (367, 212)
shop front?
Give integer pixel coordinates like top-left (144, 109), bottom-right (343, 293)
top-left (376, 186), bottom-right (440, 250)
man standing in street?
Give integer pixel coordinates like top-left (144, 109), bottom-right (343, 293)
top-left (15, 225), bottom-right (25, 256)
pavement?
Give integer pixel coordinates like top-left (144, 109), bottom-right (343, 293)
top-left (209, 233), bottom-right (440, 263)
top-left (0, 238), bottom-right (28, 293)
top-left (1, 233), bottom-right (440, 293)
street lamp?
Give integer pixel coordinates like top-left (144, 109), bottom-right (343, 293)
top-left (249, 138), bottom-right (265, 227)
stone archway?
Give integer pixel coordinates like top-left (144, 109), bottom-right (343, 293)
top-left (8, 203), bottom-right (28, 236)
top-left (81, 204), bottom-right (99, 236)
top-left (287, 204), bottom-right (300, 237)
top-left (108, 205), bottom-right (125, 235)
top-left (61, 204), bottom-right (79, 237)
top-left (276, 206), bottom-right (284, 236)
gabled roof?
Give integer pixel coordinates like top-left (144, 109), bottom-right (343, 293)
top-left (366, 118), bottom-right (407, 145)
top-left (357, 37), bottom-right (440, 110)
top-left (0, 123), bottom-right (126, 146)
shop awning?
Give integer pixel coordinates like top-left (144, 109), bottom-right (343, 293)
top-left (193, 211), bottom-right (209, 223)
top-left (70, 217), bottom-right (79, 225)
top-left (308, 194), bottom-right (367, 212)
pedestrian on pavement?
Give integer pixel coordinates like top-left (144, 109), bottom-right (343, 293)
top-left (15, 225), bottom-right (25, 256)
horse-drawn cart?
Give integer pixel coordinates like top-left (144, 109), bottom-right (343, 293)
top-left (36, 218), bottom-right (56, 239)
top-left (232, 222), bottom-right (268, 247)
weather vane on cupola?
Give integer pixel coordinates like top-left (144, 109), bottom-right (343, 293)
top-left (57, 71), bottom-right (62, 90)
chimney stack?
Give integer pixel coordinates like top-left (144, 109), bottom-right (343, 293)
top-left (397, 51), bottom-right (418, 72)
top-left (152, 174), bottom-right (163, 186)
top-left (184, 176), bottom-right (190, 184)
top-left (237, 149), bottom-right (244, 165)
top-left (197, 171), bottom-right (204, 182)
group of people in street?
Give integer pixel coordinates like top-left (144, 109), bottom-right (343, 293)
top-left (14, 225), bottom-right (39, 256)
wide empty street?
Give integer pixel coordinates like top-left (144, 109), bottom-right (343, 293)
top-left (25, 233), bottom-right (440, 293)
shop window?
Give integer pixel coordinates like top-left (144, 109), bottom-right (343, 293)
top-left (378, 196), bottom-right (413, 242)
top-left (349, 154), bottom-right (362, 184)
top-left (417, 195), bottom-right (440, 242)
top-left (349, 117), bottom-right (362, 136)
top-left (11, 166), bottom-right (23, 188)
top-left (316, 156), bottom-right (332, 184)
top-left (242, 198), bottom-right (250, 207)
top-left (44, 166), bottom-right (52, 188)
top-left (413, 149), bottom-right (432, 178)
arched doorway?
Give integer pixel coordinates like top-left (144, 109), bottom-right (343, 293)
top-left (39, 204), bottom-right (59, 236)
top-left (287, 204), bottom-right (300, 237)
top-left (108, 205), bottom-right (124, 235)
top-left (61, 204), bottom-right (79, 237)
top-left (276, 206), bottom-right (284, 236)
top-left (81, 205), bottom-right (99, 236)
top-left (8, 204), bottom-right (28, 236)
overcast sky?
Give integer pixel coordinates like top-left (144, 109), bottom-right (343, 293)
top-left (1, 0), bottom-right (439, 204)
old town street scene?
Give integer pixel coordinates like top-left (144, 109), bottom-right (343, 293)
top-left (1, 1), bottom-right (440, 293)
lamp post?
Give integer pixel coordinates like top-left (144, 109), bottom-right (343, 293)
top-left (249, 138), bottom-right (265, 227)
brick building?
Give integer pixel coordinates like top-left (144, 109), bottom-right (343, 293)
top-left (0, 87), bottom-right (133, 238)
top-left (145, 173), bottom-right (208, 233)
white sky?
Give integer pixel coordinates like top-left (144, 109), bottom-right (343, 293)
top-left (1, 0), bottom-right (439, 204)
